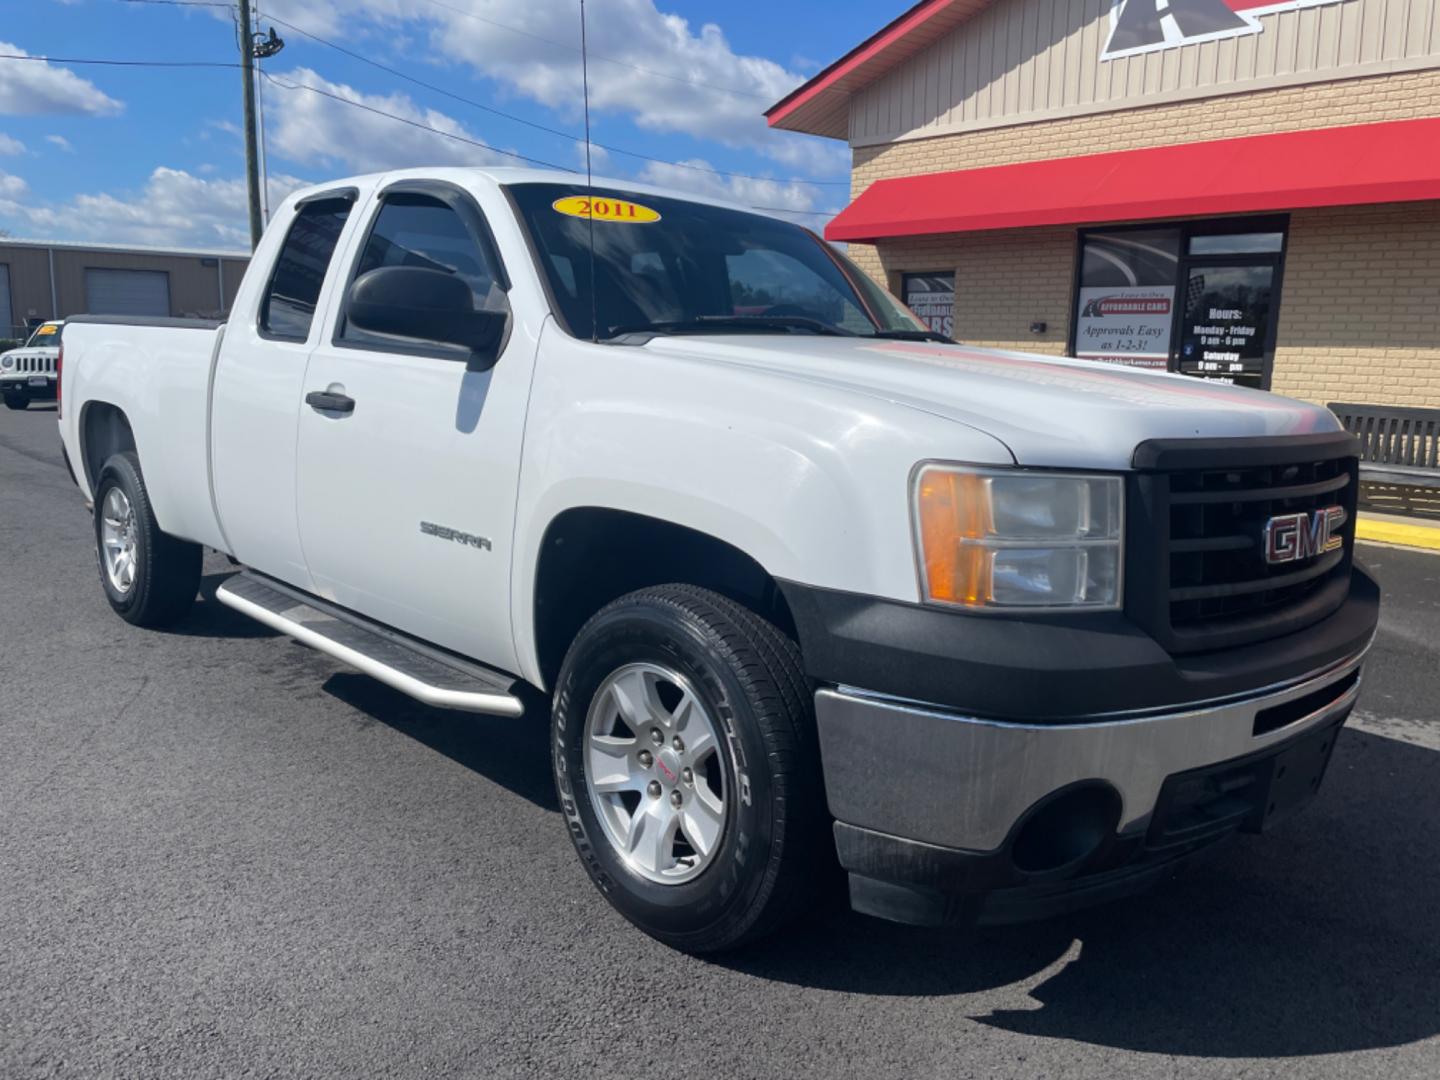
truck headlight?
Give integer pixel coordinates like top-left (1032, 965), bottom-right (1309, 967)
top-left (1, 356), bottom-right (12, 369)
top-left (911, 465), bottom-right (1123, 610)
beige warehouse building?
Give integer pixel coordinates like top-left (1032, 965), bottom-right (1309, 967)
top-left (0, 239), bottom-right (249, 340)
top-left (768, 0), bottom-right (1440, 408)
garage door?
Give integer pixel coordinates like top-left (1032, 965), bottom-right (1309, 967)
top-left (0, 264), bottom-right (12, 337)
top-left (84, 268), bottom-right (170, 316)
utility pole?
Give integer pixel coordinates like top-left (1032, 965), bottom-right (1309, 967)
top-left (236, 2), bottom-right (284, 250)
top-left (237, 0), bottom-right (263, 250)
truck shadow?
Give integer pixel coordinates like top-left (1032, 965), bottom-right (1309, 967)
top-left (715, 727), bottom-right (1440, 1058)
top-left (321, 672), bottom-right (558, 812)
top-left (166, 571), bottom-right (281, 640)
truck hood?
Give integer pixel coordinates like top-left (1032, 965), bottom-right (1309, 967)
top-left (640, 336), bottom-right (1340, 470)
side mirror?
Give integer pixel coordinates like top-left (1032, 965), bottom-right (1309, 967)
top-left (346, 266), bottom-right (506, 367)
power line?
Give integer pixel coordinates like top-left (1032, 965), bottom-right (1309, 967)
top-left (118, 0), bottom-right (861, 108)
top-left (263, 71), bottom-right (837, 220)
top-left (751, 206), bottom-right (837, 217)
top-left (120, 0), bottom-right (772, 102)
top-left (264, 14), bottom-right (577, 143)
top-left (259, 70), bottom-right (574, 172)
top-left (2, 39), bottom-right (846, 216)
top-left (0, 51), bottom-right (839, 221)
top-left (0, 51), bottom-right (239, 68)
top-left (254, 13), bottom-right (849, 189)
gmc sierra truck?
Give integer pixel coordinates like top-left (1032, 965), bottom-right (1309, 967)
top-left (57, 168), bottom-right (1379, 952)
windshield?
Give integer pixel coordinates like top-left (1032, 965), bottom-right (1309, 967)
top-left (508, 183), bottom-right (933, 342)
top-left (24, 323), bottom-right (62, 347)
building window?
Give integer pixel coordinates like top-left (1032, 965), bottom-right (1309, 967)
top-left (902, 272), bottom-right (954, 338)
top-left (1069, 217), bottom-right (1288, 390)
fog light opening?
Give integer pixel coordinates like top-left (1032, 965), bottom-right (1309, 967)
top-left (1011, 782), bottom-right (1121, 876)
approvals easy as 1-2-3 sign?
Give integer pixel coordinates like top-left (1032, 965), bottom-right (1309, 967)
top-left (1102, 0), bottom-right (1350, 61)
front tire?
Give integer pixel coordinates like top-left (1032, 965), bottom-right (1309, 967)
top-left (553, 585), bottom-right (826, 953)
top-left (93, 451), bottom-right (201, 627)
top-left (3, 389), bottom-right (29, 410)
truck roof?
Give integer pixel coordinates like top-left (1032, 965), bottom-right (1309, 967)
top-left (282, 166), bottom-right (773, 220)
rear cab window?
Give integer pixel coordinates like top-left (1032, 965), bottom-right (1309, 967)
top-left (259, 195), bottom-right (355, 341)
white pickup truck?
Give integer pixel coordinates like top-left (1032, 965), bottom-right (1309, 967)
top-left (57, 167), bottom-right (1379, 952)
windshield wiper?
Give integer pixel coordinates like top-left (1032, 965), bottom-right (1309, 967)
top-left (604, 315), bottom-right (856, 340)
top-left (870, 328), bottom-right (953, 343)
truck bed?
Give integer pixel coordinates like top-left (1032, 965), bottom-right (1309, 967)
top-left (60, 315), bottom-right (229, 552)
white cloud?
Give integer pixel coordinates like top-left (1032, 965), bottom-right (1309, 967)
top-left (45, 134), bottom-right (73, 152)
top-left (635, 158), bottom-right (839, 231)
top-left (0, 42), bottom-right (122, 115)
top-left (263, 67), bottom-right (534, 174)
top-left (0, 167), bottom-right (306, 249)
top-left (0, 170), bottom-right (27, 199)
top-left (0, 132), bottom-right (23, 155)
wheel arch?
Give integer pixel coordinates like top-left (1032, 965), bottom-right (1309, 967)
top-left (79, 400), bottom-right (137, 493)
top-left (530, 506), bottom-right (797, 690)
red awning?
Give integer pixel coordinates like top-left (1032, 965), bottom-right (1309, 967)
top-left (825, 117), bottom-right (1440, 243)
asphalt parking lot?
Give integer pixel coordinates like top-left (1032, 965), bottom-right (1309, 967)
top-left (2, 403), bottom-right (1438, 1079)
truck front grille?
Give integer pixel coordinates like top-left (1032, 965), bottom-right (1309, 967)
top-left (16, 355), bottom-right (56, 374)
top-left (1127, 435), bottom-right (1359, 654)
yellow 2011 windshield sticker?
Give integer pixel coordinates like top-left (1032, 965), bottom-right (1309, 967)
top-left (552, 195), bottom-right (660, 224)
top-left (35, 324), bottom-right (57, 335)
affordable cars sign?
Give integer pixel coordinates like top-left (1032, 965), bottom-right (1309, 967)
top-left (1102, 0), bottom-right (1350, 60)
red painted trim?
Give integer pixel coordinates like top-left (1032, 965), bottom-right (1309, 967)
top-left (766, 0), bottom-right (959, 126)
top-left (824, 117), bottom-right (1440, 242)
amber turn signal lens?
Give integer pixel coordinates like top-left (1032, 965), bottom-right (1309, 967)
top-left (915, 467), bottom-right (994, 605)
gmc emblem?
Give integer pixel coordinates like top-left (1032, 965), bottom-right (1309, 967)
top-left (1263, 506), bottom-right (1346, 566)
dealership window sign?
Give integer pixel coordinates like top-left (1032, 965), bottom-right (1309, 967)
top-left (1072, 230), bottom-right (1179, 370)
top-left (1101, 0), bottom-right (1351, 61)
top-left (1070, 219), bottom-right (1288, 389)
top-left (903, 272), bottom-right (955, 338)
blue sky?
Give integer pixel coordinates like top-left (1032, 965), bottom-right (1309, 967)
top-left (0, 0), bottom-right (884, 251)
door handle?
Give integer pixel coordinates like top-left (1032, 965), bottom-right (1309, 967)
top-left (305, 390), bottom-right (355, 414)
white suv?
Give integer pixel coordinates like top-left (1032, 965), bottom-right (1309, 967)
top-left (1, 320), bottom-right (64, 410)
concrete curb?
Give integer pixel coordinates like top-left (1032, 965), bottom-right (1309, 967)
top-left (1356, 515), bottom-right (1440, 552)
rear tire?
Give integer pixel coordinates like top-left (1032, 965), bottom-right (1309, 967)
top-left (93, 451), bottom-right (201, 627)
top-left (553, 584), bottom-right (827, 953)
top-left (3, 389), bottom-right (29, 410)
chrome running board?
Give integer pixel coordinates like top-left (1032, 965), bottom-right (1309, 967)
top-left (216, 571), bottom-right (525, 717)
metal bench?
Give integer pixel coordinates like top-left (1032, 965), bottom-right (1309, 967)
top-left (1328, 403), bottom-right (1440, 488)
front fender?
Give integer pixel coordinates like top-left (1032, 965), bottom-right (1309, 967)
top-left (509, 329), bottom-right (1013, 686)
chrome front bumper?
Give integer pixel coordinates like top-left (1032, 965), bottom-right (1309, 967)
top-left (815, 646), bottom-right (1367, 854)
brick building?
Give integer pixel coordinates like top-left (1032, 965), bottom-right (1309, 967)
top-left (767, 0), bottom-right (1440, 407)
